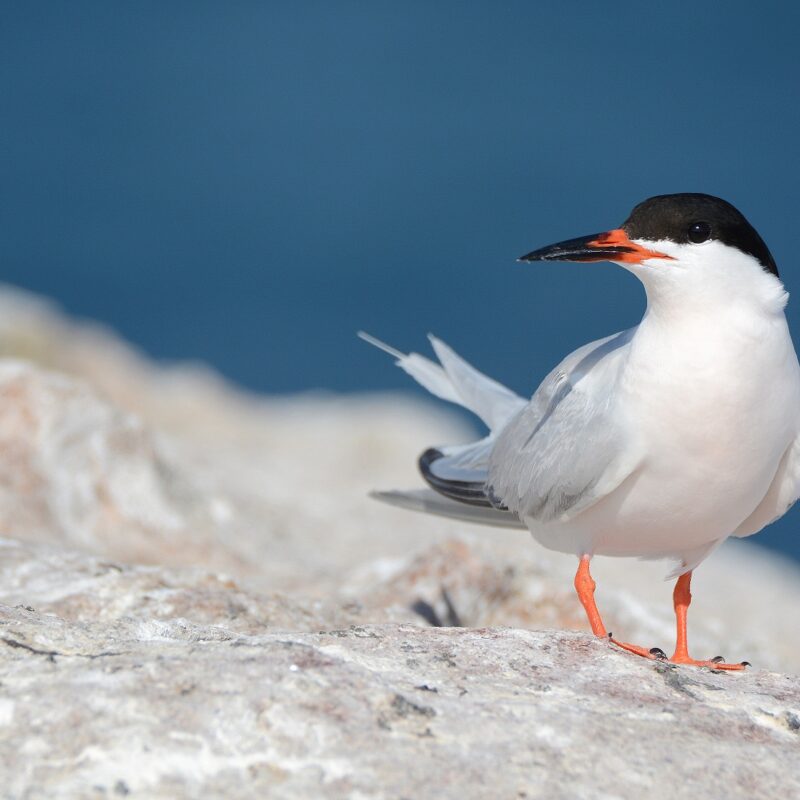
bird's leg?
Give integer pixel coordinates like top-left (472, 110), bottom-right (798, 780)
top-left (573, 556), bottom-right (654, 659)
top-left (669, 571), bottom-right (748, 670)
top-left (573, 555), bottom-right (607, 636)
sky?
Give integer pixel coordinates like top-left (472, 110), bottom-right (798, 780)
top-left (2, 2), bottom-right (800, 560)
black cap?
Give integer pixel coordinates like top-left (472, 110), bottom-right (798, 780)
top-left (622, 193), bottom-right (778, 277)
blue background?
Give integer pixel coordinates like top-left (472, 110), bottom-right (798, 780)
top-left (2, 2), bottom-right (800, 560)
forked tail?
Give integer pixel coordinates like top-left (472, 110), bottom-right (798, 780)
top-left (359, 332), bottom-right (526, 528)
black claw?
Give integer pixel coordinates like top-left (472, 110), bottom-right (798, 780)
top-left (710, 656), bottom-right (725, 663)
top-left (649, 647), bottom-right (667, 660)
top-left (740, 661), bottom-right (751, 667)
top-left (607, 632), bottom-right (613, 639)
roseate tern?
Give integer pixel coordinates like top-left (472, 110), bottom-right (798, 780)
top-left (361, 193), bottom-right (800, 670)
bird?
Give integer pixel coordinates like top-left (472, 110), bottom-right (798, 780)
top-left (360, 193), bottom-right (800, 670)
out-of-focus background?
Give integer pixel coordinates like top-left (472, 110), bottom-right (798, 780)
top-left (1, 2), bottom-right (799, 564)
top-left (4, 7), bottom-right (800, 791)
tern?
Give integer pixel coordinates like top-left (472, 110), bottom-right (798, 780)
top-left (361, 193), bottom-right (800, 670)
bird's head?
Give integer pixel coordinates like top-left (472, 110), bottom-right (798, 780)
top-left (520, 193), bottom-right (784, 311)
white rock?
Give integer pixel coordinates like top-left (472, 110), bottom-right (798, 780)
top-left (0, 286), bottom-right (797, 797)
top-left (1, 602), bottom-right (799, 799)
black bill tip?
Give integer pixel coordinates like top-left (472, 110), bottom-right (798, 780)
top-left (518, 229), bottom-right (672, 265)
top-left (518, 232), bottom-right (626, 263)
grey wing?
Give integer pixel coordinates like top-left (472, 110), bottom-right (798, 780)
top-left (733, 431), bottom-right (800, 537)
top-left (371, 488), bottom-right (526, 529)
top-left (487, 328), bottom-right (643, 524)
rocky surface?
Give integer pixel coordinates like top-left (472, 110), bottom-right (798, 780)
top-left (0, 286), bottom-right (798, 797)
top-left (0, 287), bottom-right (475, 591)
top-left (1, 601), bottom-right (798, 800)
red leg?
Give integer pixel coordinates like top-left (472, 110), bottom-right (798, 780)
top-left (573, 555), bottom-right (607, 636)
top-left (573, 556), bottom-right (654, 659)
top-left (670, 571), bottom-right (747, 671)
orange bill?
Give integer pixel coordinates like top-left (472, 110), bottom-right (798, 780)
top-left (519, 228), bottom-right (672, 265)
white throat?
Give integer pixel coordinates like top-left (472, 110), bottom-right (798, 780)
top-left (624, 239), bottom-right (788, 323)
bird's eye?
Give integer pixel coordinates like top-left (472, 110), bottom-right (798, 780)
top-left (688, 221), bottom-right (711, 243)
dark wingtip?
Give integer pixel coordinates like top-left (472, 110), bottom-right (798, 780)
top-left (417, 447), bottom-right (493, 508)
top-left (418, 447), bottom-right (444, 473)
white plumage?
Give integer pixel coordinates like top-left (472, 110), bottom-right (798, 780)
top-left (361, 193), bottom-right (800, 668)
top-left (362, 230), bottom-right (800, 576)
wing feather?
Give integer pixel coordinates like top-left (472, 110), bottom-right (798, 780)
top-left (488, 329), bottom-right (642, 524)
top-left (733, 433), bottom-right (800, 537)
top-left (371, 489), bottom-right (525, 529)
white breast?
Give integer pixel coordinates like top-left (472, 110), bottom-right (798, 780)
top-left (584, 304), bottom-right (800, 556)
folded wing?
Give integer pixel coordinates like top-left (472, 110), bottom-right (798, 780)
top-left (361, 329), bottom-right (643, 530)
top-left (733, 432), bottom-right (800, 538)
top-left (488, 328), bottom-right (643, 524)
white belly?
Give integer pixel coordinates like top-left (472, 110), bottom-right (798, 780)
top-left (527, 309), bottom-right (800, 561)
